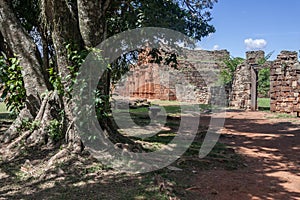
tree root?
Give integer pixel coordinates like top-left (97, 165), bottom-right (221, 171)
top-left (46, 148), bottom-right (70, 168)
top-left (6, 130), bottom-right (31, 150)
top-left (0, 108), bottom-right (32, 144)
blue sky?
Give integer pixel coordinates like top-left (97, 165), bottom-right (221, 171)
top-left (198, 0), bottom-right (300, 60)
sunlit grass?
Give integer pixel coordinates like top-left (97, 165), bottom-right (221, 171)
top-left (0, 102), bottom-right (8, 113)
top-left (267, 113), bottom-right (298, 119)
top-left (258, 98), bottom-right (270, 111)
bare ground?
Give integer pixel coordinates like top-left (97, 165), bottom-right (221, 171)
top-left (0, 110), bottom-right (300, 200)
top-left (186, 110), bottom-right (300, 200)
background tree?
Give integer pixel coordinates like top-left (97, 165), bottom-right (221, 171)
top-left (0, 0), bottom-right (218, 155)
top-left (257, 51), bottom-right (274, 98)
top-left (219, 56), bottom-right (244, 87)
top-left (257, 68), bottom-right (270, 98)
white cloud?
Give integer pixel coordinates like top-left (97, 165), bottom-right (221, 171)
top-left (244, 38), bottom-right (267, 50)
top-left (213, 45), bottom-right (220, 50)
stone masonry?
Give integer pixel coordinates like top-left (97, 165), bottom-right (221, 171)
top-left (270, 51), bottom-right (300, 115)
top-left (230, 51), bottom-right (266, 109)
top-left (113, 49), bottom-right (300, 116)
top-left (113, 49), bottom-right (230, 104)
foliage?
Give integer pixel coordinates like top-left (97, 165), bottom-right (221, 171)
top-left (258, 67), bottom-right (270, 97)
top-left (19, 117), bottom-right (31, 130)
top-left (106, 0), bottom-right (217, 41)
top-left (5, 0), bottom-right (219, 107)
top-left (0, 0), bottom-right (219, 147)
top-left (105, 0), bottom-right (219, 85)
top-left (66, 43), bottom-right (88, 81)
top-left (257, 51), bottom-right (274, 97)
top-left (95, 90), bottom-right (110, 119)
top-left (219, 57), bottom-right (244, 85)
top-left (11, 0), bottom-right (40, 32)
top-left (48, 67), bottom-right (64, 94)
top-left (20, 118), bottom-right (41, 132)
top-left (0, 56), bottom-right (26, 114)
top-left (47, 44), bottom-right (89, 95)
top-left (46, 119), bottom-right (63, 142)
top-left (29, 120), bottom-right (41, 132)
top-left (47, 43), bottom-right (88, 96)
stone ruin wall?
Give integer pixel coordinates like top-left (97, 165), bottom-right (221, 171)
top-left (230, 51), bottom-right (265, 109)
top-left (114, 49), bottom-right (230, 104)
top-left (114, 48), bottom-right (300, 116)
top-left (270, 51), bottom-right (300, 114)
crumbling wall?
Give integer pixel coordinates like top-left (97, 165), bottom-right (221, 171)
top-left (270, 51), bottom-right (300, 114)
top-left (114, 49), bottom-right (230, 104)
top-left (230, 51), bottom-right (265, 109)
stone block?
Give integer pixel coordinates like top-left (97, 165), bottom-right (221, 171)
top-left (292, 81), bottom-right (298, 88)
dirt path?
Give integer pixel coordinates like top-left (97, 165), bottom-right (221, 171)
top-left (1, 110), bottom-right (300, 199)
top-left (188, 110), bottom-right (300, 200)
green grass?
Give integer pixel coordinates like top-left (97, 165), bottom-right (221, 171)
top-left (258, 98), bottom-right (270, 111)
top-left (267, 113), bottom-right (298, 119)
top-left (0, 102), bottom-right (11, 121)
top-left (257, 98), bottom-right (298, 118)
top-left (0, 102), bottom-right (8, 113)
top-left (131, 101), bottom-right (212, 116)
top-left (151, 100), bottom-right (211, 108)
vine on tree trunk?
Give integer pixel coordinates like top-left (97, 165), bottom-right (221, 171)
top-left (0, 56), bottom-right (26, 115)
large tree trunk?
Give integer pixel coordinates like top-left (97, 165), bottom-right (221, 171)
top-left (0, 0), bottom-right (48, 142)
top-left (77, 0), bottom-right (112, 119)
top-left (0, 0), bottom-right (136, 155)
top-left (76, 0), bottom-right (136, 146)
top-left (40, 0), bottom-right (85, 151)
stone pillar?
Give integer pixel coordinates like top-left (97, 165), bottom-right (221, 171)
top-left (250, 66), bottom-right (258, 110)
top-left (246, 51), bottom-right (265, 65)
top-left (230, 51), bottom-right (264, 109)
top-left (247, 51), bottom-right (264, 111)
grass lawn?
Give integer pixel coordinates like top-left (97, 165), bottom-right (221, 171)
top-left (258, 98), bottom-right (270, 111)
top-left (0, 102), bottom-right (8, 113)
top-left (0, 102), bottom-right (12, 121)
top-left (257, 98), bottom-right (297, 118)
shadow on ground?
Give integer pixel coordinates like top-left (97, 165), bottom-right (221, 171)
top-left (187, 111), bottom-right (300, 200)
top-left (0, 110), bottom-right (300, 199)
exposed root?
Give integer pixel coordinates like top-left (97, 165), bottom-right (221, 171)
top-left (46, 148), bottom-right (70, 168)
top-left (27, 91), bottom-right (61, 146)
top-left (0, 108), bottom-right (32, 144)
top-left (6, 130), bottom-right (31, 150)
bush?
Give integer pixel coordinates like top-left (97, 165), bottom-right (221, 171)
top-left (46, 119), bottom-right (63, 142)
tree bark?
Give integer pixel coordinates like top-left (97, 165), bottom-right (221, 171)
top-left (0, 0), bottom-right (135, 151)
top-left (40, 0), bottom-right (83, 84)
top-left (77, 0), bottom-right (111, 47)
top-left (0, 0), bottom-right (48, 142)
top-left (0, 31), bottom-right (13, 58)
top-left (40, 0), bottom-right (86, 150)
top-left (0, 0), bottom-right (48, 115)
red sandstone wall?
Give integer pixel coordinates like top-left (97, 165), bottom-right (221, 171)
top-left (113, 49), bottom-right (230, 104)
top-left (270, 51), bottom-right (300, 114)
